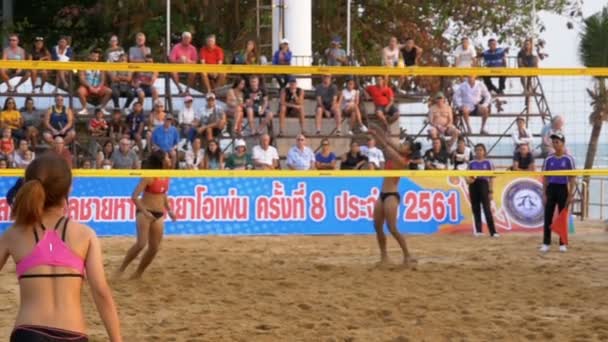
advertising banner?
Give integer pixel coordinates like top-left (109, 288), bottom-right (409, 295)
top-left (0, 175), bottom-right (545, 236)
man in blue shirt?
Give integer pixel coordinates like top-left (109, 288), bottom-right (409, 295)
top-left (151, 114), bottom-right (179, 169)
top-left (541, 132), bottom-right (575, 253)
top-left (481, 38), bottom-right (508, 94)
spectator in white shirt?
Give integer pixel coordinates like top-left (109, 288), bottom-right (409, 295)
top-left (362, 137), bottom-right (385, 170)
top-left (511, 116), bottom-right (534, 151)
top-left (185, 137), bottom-right (205, 169)
top-left (178, 95), bottom-right (198, 139)
top-left (453, 75), bottom-right (491, 135)
top-left (286, 134), bottom-right (315, 170)
top-left (252, 134), bottom-right (279, 170)
top-left (454, 37), bottom-right (477, 67)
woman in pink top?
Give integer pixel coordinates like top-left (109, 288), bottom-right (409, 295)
top-left (169, 31), bottom-right (198, 94)
top-left (0, 153), bottom-right (122, 342)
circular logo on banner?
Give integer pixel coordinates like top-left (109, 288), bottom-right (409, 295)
top-left (503, 179), bottom-right (544, 228)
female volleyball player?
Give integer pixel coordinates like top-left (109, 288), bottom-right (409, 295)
top-left (466, 143), bottom-right (498, 237)
top-left (368, 129), bottom-right (415, 267)
top-left (0, 153), bottom-right (122, 341)
top-left (117, 150), bottom-right (176, 279)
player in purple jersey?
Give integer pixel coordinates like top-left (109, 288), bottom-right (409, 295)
top-left (466, 143), bottom-right (498, 237)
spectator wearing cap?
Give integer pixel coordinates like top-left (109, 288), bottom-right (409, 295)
top-left (273, 38), bottom-right (292, 88)
top-left (151, 114), bottom-right (179, 168)
top-left (314, 75), bottom-right (341, 135)
top-left (279, 77), bottom-right (305, 136)
top-left (286, 134), bottom-right (315, 170)
top-left (537, 115), bottom-right (564, 158)
top-left (169, 31), bottom-right (197, 94)
top-left (110, 53), bottom-right (136, 110)
top-left (198, 93), bottom-right (227, 141)
top-left (252, 134), bottom-right (279, 170)
top-left (30, 36), bottom-right (51, 92)
top-left (315, 138), bottom-right (337, 170)
top-left (108, 109), bottom-right (126, 144)
top-left (453, 75), bottom-right (491, 135)
top-left (199, 34), bottom-right (226, 93)
top-left (511, 116), bottom-right (534, 152)
top-left (427, 91), bottom-right (459, 149)
top-left (540, 131), bottom-right (575, 253)
top-left (111, 137), bottom-right (139, 169)
top-left (185, 137), bottom-right (204, 169)
top-left (51, 36), bottom-right (73, 90)
top-left (133, 54), bottom-right (159, 103)
top-left (178, 95), bottom-right (199, 141)
top-left (129, 32), bottom-right (151, 62)
top-left (225, 139), bottom-right (253, 170)
top-left (365, 76), bottom-right (399, 129)
top-left (1, 33), bottom-right (30, 93)
top-left (481, 38), bottom-right (508, 94)
top-left (77, 48), bottom-right (112, 115)
top-left (149, 98), bottom-right (167, 129)
top-left (324, 37), bottom-right (348, 66)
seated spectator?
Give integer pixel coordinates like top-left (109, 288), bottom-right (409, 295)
top-left (96, 140), bottom-right (114, 169)
top-left (518, 38), bottom-right (539, 92)
top-left (80, 159), bottom-right (93, 169)
top-left (427, 92), bottom-right (459, 148)
top-left (453, 75), bottom-right (491, 135)
top-left (424, 138), bottom-right (449, 170)
top-left (252, 134), bottom-right (279, 170)
top-left (203, 139), bottom-right (224, 170)
top-left (89, 108), bottom-right (109, 138)
top-left (111, 138), bottom-right (139, 169)
top-left (225, 139), bottom-right (253, 170)
top-left (1, 97), bottom-right (24, 140)
top-left (99, 159), bottom-right (113, 170)
top-left (149, 98), bottom-right (167, 129)
top-left (105, 35), bottom-right (125, 63)
top-left (20, 96), bottom-right (42, 148)
top-left (108, 109), bottom-right (126, 143)
top-left (324, 37), bottom-right (348, 66)
top-left (286, 134), bottom-right (315, 170)
top-left (314, 75), bottom-right (341, 135)
top-left (199, 93), bottom-right (227, 140)
top-left (279, 77), bottom-right (305, 136)
top-left (151, 114), bottom-right (179, 168)
top-left (382, 36), bottom-right (401, 67)
top-left (51, 136), bottom-right (73, 168)
top-left (315, 138), bottom-right (337, 170)
top-left (185, 137), bottom-right (205, 169)
top-left (51, 36), bottom-right (73, 90)
top-left (199, 34), bottom-right (226, 93)
top-left (133, 54), bottom-right (159, 103)
top-left (365, 76), bottom-right (399, 128)
top-left (340, 141), bottom-right (368, 170)
top-left (13, 140), bottom-right (33, 168)
top-left (512, 143), bottom-right (536, 171)
top-left (399, 37), bottom-right (423, 91)
top-left (30, 37), bottom-right (51, 92)
top-left (0, 128), bottom-right (15, 163)
top-left (512, 116), bottom-right (534, 151)
top-left (536, 115), bottom-right (564, 158)
top-left (232, 40), bottom-right (258, 65)
top-left (77, 48), bottom-right (112, 115)
top-left (0, 158), bottom-right (8, 169)
top-left (128, 32), bottom-right (151, 62)
top-left (244, 76), bottom-right (273, 135)
top-left (226, 78), bottom-right (246, 136)
top-left (272, 38), bottom-right (292, 88)
top-left (1, 33), bottom-right (30, 93)
top-left (178, 95), bottom-right (198, 140)
top-left (169, 31), bottom-right (197, 94)
top-left (450, 137), bottom-right (473, 170)
top-left (110, 53), bottom-right (135, 110)
top-left (362, 137), bottom-right (385, 170)
top-left (408, 141), bottom-right (424, 170)
top-left (126, 101), bottom-right (146, 154)
top-left (481, 38), bottom-right (508, 94)
top-left (339, 77), bottom-right (367, 135)
top-left (453, 37), bottom-right (477, 67)
top-left (43, 95), bottom-right (76, 145)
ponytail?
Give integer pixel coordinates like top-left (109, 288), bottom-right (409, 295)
top-left (11, 179), bottom-right (46, 227)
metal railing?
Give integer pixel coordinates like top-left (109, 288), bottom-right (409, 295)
top-left (583, 177), bottom-right (608, 220)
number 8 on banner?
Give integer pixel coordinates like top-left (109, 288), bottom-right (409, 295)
top-left (403, 191), bottom-right (459, 223)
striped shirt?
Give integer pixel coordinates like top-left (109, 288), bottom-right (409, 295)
top-left (543, 153), bottom-right (575, 185)
top-left (468, 159), bottom-right (494, 182)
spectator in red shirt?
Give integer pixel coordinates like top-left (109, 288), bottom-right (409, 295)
top-left (365, 76), bottom-right (399, 128)
top-left (199, 34), bottom-right (225, 93)
top-left (169, 31), bottom-right (197, 94)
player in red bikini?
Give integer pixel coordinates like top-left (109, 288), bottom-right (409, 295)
top-left (117, 150), bottom-right (177, 279)
top-left (368, 129), bottom-right (416, 267)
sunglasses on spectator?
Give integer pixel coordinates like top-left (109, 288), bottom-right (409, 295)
top-left (297, 138), bottom-right (305, 141)
top-left (9, 38), bottom-right (17, 41)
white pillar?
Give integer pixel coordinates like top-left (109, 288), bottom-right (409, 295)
top-left (284, 0), bottom-right (313, 89)
top-left (272, 0), bottom-right (282, 60)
